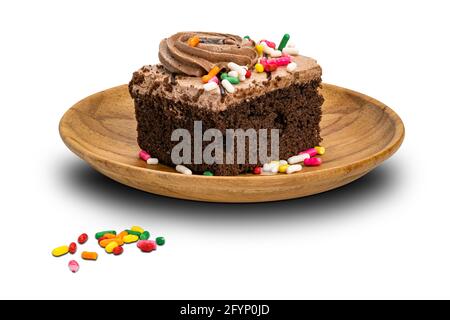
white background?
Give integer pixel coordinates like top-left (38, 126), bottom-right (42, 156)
top-left (1, 0), bottom-right (449, 300)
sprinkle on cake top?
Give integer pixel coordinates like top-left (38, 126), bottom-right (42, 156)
top-left (130, 32), bottom-right (322, 110)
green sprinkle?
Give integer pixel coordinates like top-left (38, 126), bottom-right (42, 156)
top-left (203, 171), bottom-right (214, 176)
top-left (220, 73), bottom-right (228, 80)
top-left (277, 33), bottom-right (290, 51)
top-left (95, 230), bottom-right (116, 239)
top-left (125, 229), bottom-right (141, 237)
top-left (140, 231), bottom-right (150, 240)
top-left (226, 76), bottom-right (240, 84)
top-left (156, 237), bottom-right (165, 246)
top-left (243, 35), bottom-right (250, 40)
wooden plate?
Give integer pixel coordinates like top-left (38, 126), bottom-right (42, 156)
top-left (59, 84), bottom-right (404, 203)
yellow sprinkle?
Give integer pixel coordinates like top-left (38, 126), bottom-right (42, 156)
top-left (52, 245), bottom-right (69, 257)
top-left (255, 63), bottom-right (264, 73)
top-left (105, 241), bottom-right (119, 253)
top-left (255, 44), bottom-right (264, 56)
top-left (279, 164), bottom-right (289, 173)
top-left (315, 146), bottom-right (326, 155)
top-left (123, 234), bottom-right (139, 243)
top-left (131, 226), bottom-right (144, 233)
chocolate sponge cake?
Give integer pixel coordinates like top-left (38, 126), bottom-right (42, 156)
top-left (129, 32), bottom-right (323, 176)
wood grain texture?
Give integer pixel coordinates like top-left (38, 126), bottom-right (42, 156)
top-left (59, 84), bottom-right (405, 202)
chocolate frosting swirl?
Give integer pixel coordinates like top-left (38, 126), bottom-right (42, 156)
top-left (159, 32), bottom-right (258, 77)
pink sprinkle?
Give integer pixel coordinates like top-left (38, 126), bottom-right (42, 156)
top-left (280, 56), bottom-right (292, 65)
top-left (208, 76), bottom-right (219, 84)
top-left (299, 148), bottom-right (318, 157)
top-left (68, 260), bottom-right (79, 273)
top-left (139, 150), bottom-right (151, 161)
top-left (267, 56), bottom-right (291, 67)
top-left (260, 40), bottom-right (276, 49)
top-left (304, 157), bottom-right (322, 166)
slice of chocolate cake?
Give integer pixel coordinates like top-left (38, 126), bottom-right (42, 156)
top-left (129, 32), bottom-right (323, 176)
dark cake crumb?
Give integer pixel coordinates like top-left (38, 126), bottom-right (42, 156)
top-left (163, 76), bottom-right (173, 92)
top-left (170, 73), bottom-right (177, 85)
top-left (192, 89), bottom-right (205, 103)
top-left (131, 72), bottom-right (145, 86)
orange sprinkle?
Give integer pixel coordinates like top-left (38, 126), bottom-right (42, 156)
top-left (188, 36), bottom-right (200, 47)
top-left (99, 238), bottom-right (124, 248)
top-left (201, 66), bottom-right (221, 83)
top-left (81, 251), bottom-right (98, 261)
top-left (116, 230), bottom-right (128, 240)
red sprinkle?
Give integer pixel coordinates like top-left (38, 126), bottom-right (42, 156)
top-left (265, 63), bottom-right (278, 72)
top-left (260, 57), bottom-right (278, 72)
top-left (113, 246), bottom-right (124, 256)
top-left (253, 167), bottom-right (262, 175)
top-left (77, 233), bottom-right (88, 244)
top-left (69, 242), bottom-right (77, 254)
top-left (304, 157), bottom-right (322, 166)
top-left (245, 69), bottom-right (252, 78)
top-left (137, 240), bottom-right (157, 253)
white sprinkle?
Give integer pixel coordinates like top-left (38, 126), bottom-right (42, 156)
top-left (176, 165), bottom-right (192, 175)
top-left (286, 164), bottom-right (302, 174)
top-left (288, 153), bottom-right (310, 164)
top-left (270, 50), bottom-right (282, 58)
top-left (265, 162), bottom-right (280, 173)
top-left (287, 62), bottom-right (298, 73)
top-left (146, 158), bottom-right (159, 165)
top-left (203, 81), bottom-right (218, 91)
top-left (279, 160), bottom-right (288, 166)
top-left (270, 162), bottom-right (279, 173)
top-left (221, 79), bottom-right (235, 93)
top-left (239, 74), bottom-right (246, 81)
top-left (238, 67), bottom-right (247, 77)
top-left (266, 47), bottom-right (275, 55)
top-left (263, 163), bottom-right (272, 172)
top-left (228, 62), bottom-right (242, 73)
top-left (228, 70), bottom-right (239, 78)
top-left (263, 43), bottom-right (274, 55)
top-left (282, 47), bottom-right (299, 56)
